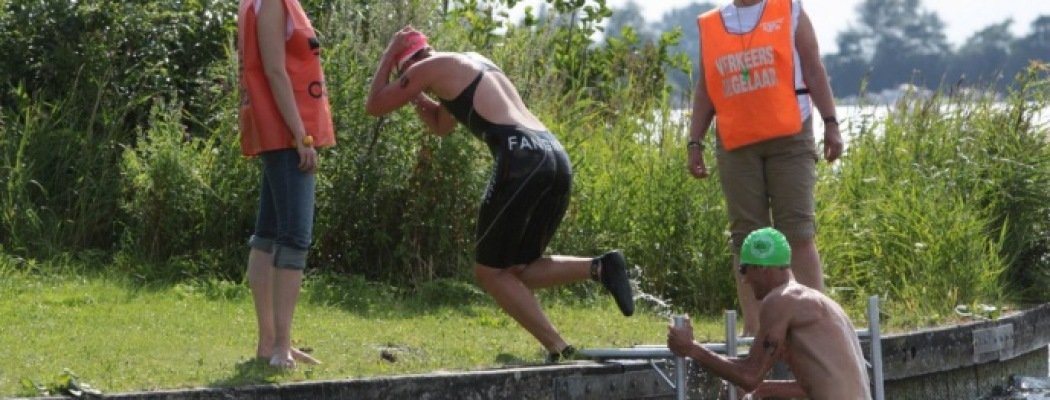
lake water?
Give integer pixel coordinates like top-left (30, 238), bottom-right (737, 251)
top-left (664, 104), bottom-right (1050, 148)
top-left (983, 374), bottom-right (1050, 399)
top-left (820, 103), bottom-right (1050, 138)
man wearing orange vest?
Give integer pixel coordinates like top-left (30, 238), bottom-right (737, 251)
top-left (688, 0), bottom-right (843, 336)
top-left (237, 0), bottom-right (335, 369)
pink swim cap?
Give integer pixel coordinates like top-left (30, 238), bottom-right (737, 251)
top-left (395, 31), bottom-right (430, 71)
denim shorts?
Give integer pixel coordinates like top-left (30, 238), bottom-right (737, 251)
top-left (715, 116), bottom-right (818, 250)
top-left (248, 149), bottom-right (315, 270)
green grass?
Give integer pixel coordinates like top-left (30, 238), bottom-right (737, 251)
top-left (0, 266), bottom-right (725, 397)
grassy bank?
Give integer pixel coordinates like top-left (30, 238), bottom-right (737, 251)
top-left (0, 260), bottom-right (721, 398)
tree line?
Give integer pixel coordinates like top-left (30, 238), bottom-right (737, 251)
top-left (608, 0), bottom-right (1050, 101)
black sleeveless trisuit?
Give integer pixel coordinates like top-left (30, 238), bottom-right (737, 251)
top-left (438, 54), bottom-right (573, 268)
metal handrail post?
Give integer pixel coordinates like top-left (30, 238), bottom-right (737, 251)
top-left (726, 310), bottom-right (738, 400)
top-left (673, 316), bottom-right (689, 400)
top-left (867, 295), bottom-right (885, 400)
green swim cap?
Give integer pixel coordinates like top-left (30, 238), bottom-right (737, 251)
top-left (740, 227), bottom-right (791, 267)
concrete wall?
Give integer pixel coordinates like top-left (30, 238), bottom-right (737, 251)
top-left (874, 303), bottom-right (1050, 399)
top-left (884, 348), bottom-right (1047, 400)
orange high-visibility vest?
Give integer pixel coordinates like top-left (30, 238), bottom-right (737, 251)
top-left (237, 0), bottom-right (335, 156)
top-left (698, 0), bottom-right (801, 151)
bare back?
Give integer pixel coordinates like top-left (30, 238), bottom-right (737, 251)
top-left (424, 52), bottom-right (546, 131)
top-left (763, 282), bottom-right (872, 400)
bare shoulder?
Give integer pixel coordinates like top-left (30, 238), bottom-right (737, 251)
top-left (462, 51), bottom-right (496, 64)
top-left (409, 53), bottom-right (483, 98)
top-left (761, 283), bottom-right (824, 323)
top-left (405, 53), bottom-right (456, 83)
top-left (416, 53), bottom-right (481, 76)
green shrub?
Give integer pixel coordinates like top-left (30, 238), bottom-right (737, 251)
top-left (118, 101), bottom-right (255, 279)
top-left (0, 0), bottom-right (238, 258)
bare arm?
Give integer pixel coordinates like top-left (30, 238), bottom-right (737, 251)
top-left (365, 28), bottom-right (430, 117)
top-left (796, 9), bottom-right (843, 162)
top-left (410, 93), bottom-right (456, 136)
top-left (257, 0), bottom-right (315, 171)
top-left (365, 28), bottom-right (458, 136)
top-left (667, 316), bottom-right (781, 392)
top-left (364, 35), bottom-right (402, 116)
top-left (687, 45), bottom-right (715, 179)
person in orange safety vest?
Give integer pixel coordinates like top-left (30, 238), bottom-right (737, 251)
top-left (237, 0), bottom-right (335, 369)
top-left (687, 0), bottom-right (844, 337)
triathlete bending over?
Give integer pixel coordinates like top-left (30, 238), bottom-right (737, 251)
top-left (365, 26), bottom-right (635, 362)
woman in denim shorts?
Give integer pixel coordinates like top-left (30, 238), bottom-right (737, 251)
top-left (237, 0), bottom-right (335, 368)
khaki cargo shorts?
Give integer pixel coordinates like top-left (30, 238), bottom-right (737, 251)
top-left (714, 117), bottom-right (818, 250)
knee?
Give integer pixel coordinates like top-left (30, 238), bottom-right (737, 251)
top-left (473, 263), bottom-right (498, 283)
top-left (473, 263), bottom-right (523, 284)
top-left (787, 236), bottom-right (815, 249)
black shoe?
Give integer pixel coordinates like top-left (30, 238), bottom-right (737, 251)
top-left (545, 345), bottom-right (577, 364)
top-left (597, 250), bottom-right (634, 317)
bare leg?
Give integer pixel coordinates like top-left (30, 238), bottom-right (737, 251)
top-left (474, 263), bottom-right (570, 353)
top-left (247, 248), bottom-right (276, 359)
top-left (788, 237), bottom-right (824, 292)
top-left (515, 256), bottom-right (591, 289)
top-left (269, 267), bottom-right (320, 368)
top-left (474, 254), bottom-right (629, 354)
top-left (248, 249), bottom-right (320, 367)
top-left (732, 253), bottom-right (761, 336)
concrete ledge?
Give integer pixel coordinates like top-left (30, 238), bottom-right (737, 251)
top-left (874, 303), bottom-right (1050, 399)
top-left (884, 345), bottom-right (1047, 400)
top-left (877, 303), bottom-right (1050, 379)
top-left (17, 360), bottom-right (681, 400)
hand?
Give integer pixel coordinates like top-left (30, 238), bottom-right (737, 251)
top-left (386, 26), bottom-right (419, 64)
top-left (411, 94), bottom-right (432, 112)
top-left (296, 142), bottom-right (317, 173)
top-left (746, 386), bottom-right (763, 399)
top-left (687, 147), bottom-right (709, 178)
top-left (823, 123), bottom-right (843, 163)
top-left (667, 315), bottom-right (696, 357)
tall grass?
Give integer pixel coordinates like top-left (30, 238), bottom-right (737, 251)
top-left (0, 85), bottom-right (127, 255)
top-left (819, 71), bottom-right (1050, 323)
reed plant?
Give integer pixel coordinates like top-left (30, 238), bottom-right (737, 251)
top-left (818, 67), bottom-right (1050, 324)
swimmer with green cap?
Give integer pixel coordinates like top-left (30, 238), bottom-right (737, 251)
top-left (668, 227), bottom-right (873, 400)
top-left (739, 226), bottom-right (791, 272)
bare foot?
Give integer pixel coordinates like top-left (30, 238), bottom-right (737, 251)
top-left (290, 347), bottom-right (321, 365)
top-left (269, 348), bottom-right (296, 369)
top-left (262, 347), bottom-right (320, 368)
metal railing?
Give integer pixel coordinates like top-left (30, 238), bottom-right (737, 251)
top-left (579, 295), bottom-right (885, 400)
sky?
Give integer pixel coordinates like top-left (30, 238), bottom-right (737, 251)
top-left (514, 0), bottom-right (1050, 54)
